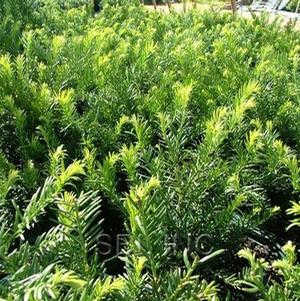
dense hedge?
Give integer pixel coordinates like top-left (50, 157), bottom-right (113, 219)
top-left (0, 1), bottom-right (300, 300)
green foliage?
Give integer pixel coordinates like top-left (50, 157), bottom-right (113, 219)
top-left (287, 201), bottom-right (300, 228)
top-left (1, 1), bottom-right (300, 300)
top-left (286, 0), bottom-right (299, 11)
top-left (227, 160), bottom-right (300, 301)
top-left (228, 242), bottom-right (300, 300)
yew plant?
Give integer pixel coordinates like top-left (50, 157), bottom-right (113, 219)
top-left (1, 1), bottom-right (300, 300)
